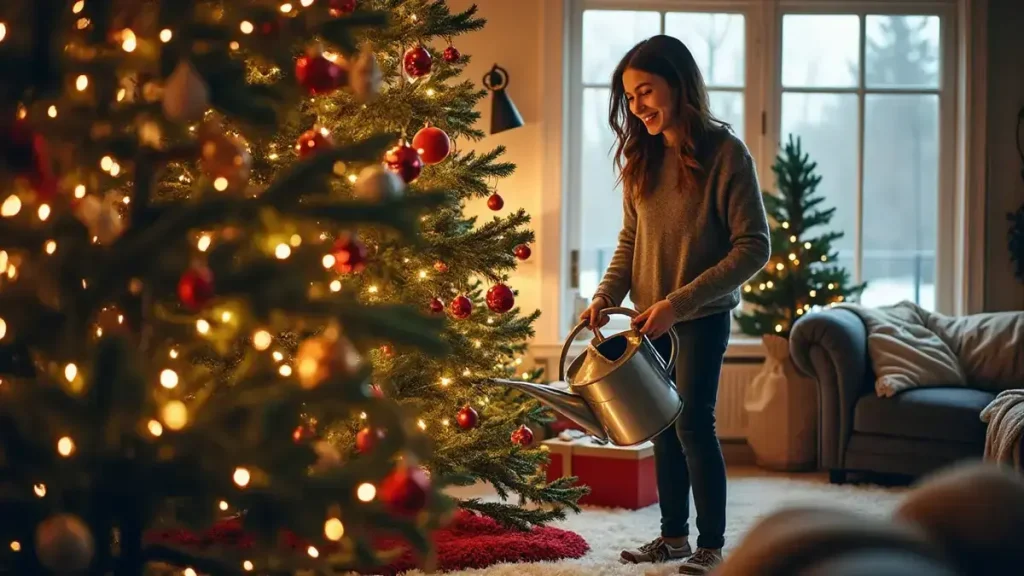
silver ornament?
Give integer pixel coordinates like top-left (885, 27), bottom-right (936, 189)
top-left (35, 514), bottom-right (95, 573)
top-left (353, 164), bottom-right (405, 202)
top-left (162, 60), bottom-right (210, 123)
top-left (350, 50), bottom-right (382, 103)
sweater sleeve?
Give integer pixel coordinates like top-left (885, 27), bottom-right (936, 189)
top-left (593, 192), bottom-right (637, 307)
top-left (666, 154), bottom-right (770, 320)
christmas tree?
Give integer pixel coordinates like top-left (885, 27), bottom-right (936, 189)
top-left (159, 0), bottom-right (588, 529)
top-left (0, 1), bottom-right (456, 574)
top-left (735, 135), bottom-right (866, 337)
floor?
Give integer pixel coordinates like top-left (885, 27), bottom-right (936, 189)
top-left (416, 465), bottom-right (909, 576)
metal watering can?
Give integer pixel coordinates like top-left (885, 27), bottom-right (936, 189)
top-left (494, 307), bottom-right (681, 446)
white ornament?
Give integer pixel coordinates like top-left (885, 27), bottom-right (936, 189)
top-left (350, 49), bottom-right (382, 103)
top-left (35, 514), bottom-right (95, 573)
top-left (75, 194), bottom-right (124, 244)
top-left (162, 60), bottom-right (210, 123)
top-left (353, 164), bottom-right (405, 202)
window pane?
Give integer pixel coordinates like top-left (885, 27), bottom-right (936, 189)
top-left (709, 91), bottom-right (744, 136)
top-left (782, 15), bottom-right (860, 88)
top-left (579, 87), bottom-right (632, 309)
top-left (780, 92), bottom-right (859, 261)
top-left (861, 94), bottom-right (939, 310)
top-left (582, 10), bottom-right (661, 84)
top-left (665, 12), bottom-right (745, 88)
top-left (865, 15), bottom-right (941, 89)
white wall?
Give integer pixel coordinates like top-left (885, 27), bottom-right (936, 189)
top-left (447, 0), bottom-right (1022, 354)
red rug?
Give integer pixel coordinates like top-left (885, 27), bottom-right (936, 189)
top-left (147, 509), bottom-right (589, 574)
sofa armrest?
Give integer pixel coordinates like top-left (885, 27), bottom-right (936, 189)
top-left (790, 308), bottom-right (872, 470)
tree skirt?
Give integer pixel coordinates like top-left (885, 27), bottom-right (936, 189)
top-left (146, 509), bottom-right (589, 575)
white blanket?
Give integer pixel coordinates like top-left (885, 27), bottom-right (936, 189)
top-left (980, 390), bottom-right (1024, 469)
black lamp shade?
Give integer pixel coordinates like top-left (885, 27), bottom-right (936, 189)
top-left (483, 64), bottom-right (523, 134)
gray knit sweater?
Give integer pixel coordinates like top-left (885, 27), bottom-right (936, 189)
top-left (594, 129), bottom-right (771, 322)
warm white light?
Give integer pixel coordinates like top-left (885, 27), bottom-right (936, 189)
top-left (162, 400), bottom-right (188, 430)
top-left (0, 318), bottom-right (5, 340)
top-left (219, 500), bottom-right (229, 511)
top-left (47, 105), bottom-right (57, 118)
top-left (1, 195), bottom-right (22, 217)
top-left (253, 330), bottom-right (272, 350)
top-left (184, 569), bottom-right (197, 576)
top-left (75, 75), bottom-right (89, 91)
top-left (278, 365), bottom-right (292, 377)
top-left (357, 482), bottom-right (376, 501)
top-left (213, 177), bottom-right (229, 191)
top-left (64, 363), bottom-right (78, 382)
top-left (148, 420), bottom-right (163, 436)
top-left (0, 24), bottom-right (7, 44)
top-left (100, 156), bottom-right (113, 171)
top-left (220, 311), bottom-right (232, 323)
top-left (417, 419), bottom-right (426, 430)
top-left (36, 204), bottom-right (50, 220)
top-left (196, 319), bottom-right (210, 334)
top-left (301, 0), bottom-right (315, 5)
top-left (289, 233), bottom-right (302, 247)
top-left (775, 263), bottom-right (784, 271)
top-left (159, 369), bottom-right (179, 389)
top-left (240, 21), bottom-right (254, 34)
top-left (45, 240), bottom-right (57, 254)
top-left (243, 560), bottom-right (253, 571)
top-left (368, 285), bottom-right (378, 294)
top-left (197, 234), bottom-right (212, 251)
top-left (324, 518), bottom-right (344, 540)
top-left (280, 3), bottom-right (294, 13)
top-left (230, 41), bottom-right (240, 50)
top-left (306, 545), bottom-right (318, 558)
top-left (775, 324), bottom-right (783, 333)
top-left (329, 280), bottom-right (341, 292)
top-left (74, 184), bottom-right (86, 198)
top-left (160, 29), bottom-right (173, 42)
top-left (57, 436), bottom-right (75, 456)
top-left (322, 254), bottom-right (336, 268)
top-left (233, 467), bottom-right (251, 487)
top-left (275, 243), bottom-right (291, 259)
top-left (117, 88), bottom-right (126, 101)
top-left (109, 162), bottom-right (121, 177)
top-left (72, 1), bottom-right (84, 14)
top-left (272, 351), bottom-right (284, 362)
top-left (34, 484), bottom-right (46, 497)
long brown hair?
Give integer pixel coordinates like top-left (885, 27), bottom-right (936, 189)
top-left (609, 35), bottom-right (730, 201)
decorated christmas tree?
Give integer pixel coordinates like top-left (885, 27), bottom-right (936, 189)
top-left (735, 135), bottom-right (866, 337)
top-left (158, 0), bottom-right (587, 529)
top-left (0, 0), bottom-right (456, 574)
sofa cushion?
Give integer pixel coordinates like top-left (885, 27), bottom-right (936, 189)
top-left (853, 387), bottom-right (993, 444)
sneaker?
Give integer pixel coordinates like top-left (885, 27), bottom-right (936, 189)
top-left (678, 547), bottom-right (722, 574)
top-left (620, 537), bottom-right (692, 564)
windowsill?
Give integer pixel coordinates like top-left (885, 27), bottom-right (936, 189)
top-left (529, 332), bottom-right (766, 364)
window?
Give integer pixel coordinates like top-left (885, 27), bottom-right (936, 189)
top-left (563, 0), bottom-right (957, 339)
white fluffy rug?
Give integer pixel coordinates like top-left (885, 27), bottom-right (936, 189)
top-left (405, 471), bottom-right (907, 576)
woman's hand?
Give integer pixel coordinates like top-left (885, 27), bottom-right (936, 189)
top-left (632, 300), bottom-right (676, 340)
top-left (580, 296), bottom-right (611, 329)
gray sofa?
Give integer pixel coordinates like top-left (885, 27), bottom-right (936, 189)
top-left (789, 308), bottom-right (991, 483)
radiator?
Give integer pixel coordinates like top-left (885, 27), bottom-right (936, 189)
top-left (715, 359), bottom-right (764, 440)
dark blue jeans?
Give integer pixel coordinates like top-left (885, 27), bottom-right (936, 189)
top-left (651, 311), bottom-right (730, 550)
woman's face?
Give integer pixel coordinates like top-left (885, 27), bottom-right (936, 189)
top-left (622, 68), bottom-right (676, 136)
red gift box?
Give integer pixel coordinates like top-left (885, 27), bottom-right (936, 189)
top-left (543, 436), bottom-right (658, 510)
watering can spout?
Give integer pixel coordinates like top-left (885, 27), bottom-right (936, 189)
top-left (491, 379), bottom-right (607, 441)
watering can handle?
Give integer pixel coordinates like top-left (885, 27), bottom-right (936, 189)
top-left (559, 307), bottom-right (679, 381)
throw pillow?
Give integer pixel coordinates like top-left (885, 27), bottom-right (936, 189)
top-left (925, 308), bottom-right (1024, 393)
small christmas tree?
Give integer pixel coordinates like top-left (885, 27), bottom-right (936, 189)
top-left (735, 135), bottom-right (865, 337)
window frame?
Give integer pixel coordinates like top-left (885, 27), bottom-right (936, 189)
top-left (561, 0), bottom-right (962, 342)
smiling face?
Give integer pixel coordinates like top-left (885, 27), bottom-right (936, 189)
top-left (621, 68), bottom-right (677, 137)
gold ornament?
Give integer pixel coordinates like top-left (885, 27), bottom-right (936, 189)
top-left (198, 127), bottom-right (251, 193)
top-left (35, 514), bottom-right (94, 573)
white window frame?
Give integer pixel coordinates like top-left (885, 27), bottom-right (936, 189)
top-left (554, 0), bottom-right (968, 347)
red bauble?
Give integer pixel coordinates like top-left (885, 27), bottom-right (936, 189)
top-left (178, 266), bottom-right (214, 310)
top-left (402, 45), bottom-right (433, 79)
top-left (487, 193), bottom-right (504, 211)
top-left (513, 244), bottom-right (532, 261)
top-left (384, 143), bottom-right (423, 184)
top-left (296, 127), bottom-right (333, 158)
top-left (486, 283), bottom-right (515, 314)
top-left (511, 424), bottom-right (534, 447)
top-left (355, 427), bottom-right (385, 454)
top-left (295, 54), bottom-right (347, 95)
top-left (411, 126), bottom-right (451, 165)
top-left (449, 295), bottom-right (472, 319)
top-left (433, 260), bottom-right (448, 273)
top-left (292, 423), bottom-right (317, 443)
top-left (1, 119), bottom-right (56, 200)
top-left (328, 0), bottom-right (357, 16)
top-left (379, 466), bottom-right (431, 516)
top-left (443, 45), bottom-right (462, 63)
top-left (429, 297), bottom-right (445, 314)
top-left (456, 405), bottom-right (479, 430)
top-left (331, 233), bottom-right (368, 274)
top-left (257, 17), bottom-right (281, 37)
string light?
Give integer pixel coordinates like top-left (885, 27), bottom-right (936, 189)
top-left (47, 105), bottom-right (57, 118)
top-left (160, 29), bottom-right (173, 42)
top-left (329, 280), bottom-right (341, 292)
top-left (196, 319), bottom-right (210, 334)
top-left (75, 75), bottom-right (88, 91)
top-left (357, 482), bottom-right (376, 501)
top-left (253, 330), bottom-right (272, 350)
top-left (121, 28), bottom-right (137, 52)
top-left (33, 484), bottom-right (45, 497)
top-left (213, 177), bottom-right (229, 191)
top-left (45, 240), bottom-right (57, 254)
top-left (280, 3), bottom-right (294, 13)
top-left (324, 518), bottom-right (344, 540)
top-left (64, 363), bottom-right (77, 382)
top-left (74, 184), bottom-right (86, 198)
top-left (240, 21), bottom-right (254, 34)
top-left (148, 420), bottom-right (163, 436)
top-left (9, 542), bottom-right (20, 552)
top-left (197, 234), bottom-right (212, 251)
top-left (184, 569), bottom-right (197, 576)
top-left (275, 243), bottom-right (291, 259)
top-left (0, 318), bottom-right (6, 340)
top-left (233, 467), bottom-right (251, 487)
top-left (57, 436), bottom-right (75, 456)
top-left (307, 546), bottom-right (319, 558)
top-left (2, 195), bottom-right (22, 217)
top-left (159, 369), bottom-right (179, 389)
top-left (162, 400), bottom-right (188, 430)
top-left (243, 560), bottom-right (253, 571)
top-left (301, 0), bottom-right (315, 5)
top-left (72, 1), bottom-right (84, 13)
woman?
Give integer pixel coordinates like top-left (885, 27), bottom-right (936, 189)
top-left (581, 35), bottom-right (770, 575)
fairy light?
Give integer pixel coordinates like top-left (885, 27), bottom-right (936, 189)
top-left (810, 289), bottom-right (817, 297)
top-left (197, 234), bottom-right (212, 251)
top-left (100, 156), bottom-right (113, 171)
top-left (782, 222), bottom-right (790, 229)
top-left (121, 28), bottom-right (137, 52)
top-left (230, 41), bottom-right (240, 50)
top-left (418, 270), bottom-right (428, 280)
top-left (64, 363), bottom-right (77, 382)
top-left (442, 418), bottom-right (450, 427)
top-left (159, 369), bottom-right (179, 389)
top-left (74, 184), bottom-right (86, 198)
top-left (109, 162), bottom-right (121, 177)
top-left (788, 253), bottom-right (796, 261)
top-left (76, 18), bottom-right (88, 30)
top-left (36, 204), bottom-right (50, 221)
top-left (820, 255), bottom-right (828, 261)
top-left (162, 400), bottom-right (188, 430)
top-left (47, 105), bottom-right (57, 118)
top-left (2, 195), bottom-right (22, 217)
top-left (253, 330), bottom-right (272, 350)
top-left (117, 88), bottom-right (126, 102)
top-left (196, 319), bottom-right (210, 334)
top-left (160, 29), bottom-right (173, 42)
top-left (0, 319), bottom-right (6, 340)
top-left (233, 467), bottom-right (251, 487)
top-left (347, 174), bottom-right (358, 183)
top-left (184, 569), bottom-right (197, 576)
top-left (243, 560), bottom-right (253, 571)
top-left (368, 285), bottom-right (379, 294)
top-left (439, 377), bottom-right (451, 386)
top-left (828, 283), bottom-right (835, 290)
top-left (169, 348), bottom-right (179, 359)
top-left (72, 1), bottom-right (84, 13)
top-left (44, 240), bottom-right (56, 255)
top-left (359, 412), bottom-right (367, 419)
top-left (743, 284), bottom-right (752, 293)
top-left (240, 21), bottom-right (254, 34)
top-left (57, 436), bottom-right (75, 456)
top-left (307, 546), bottom-right (319, 558)
top-left (357, 483), bottom-right (376, 501)
top-left (220, 311), bottom-right (232, 323)
top-left (766, 280), bottom-right (774, 288)
top-left (34, 484), bottom-right (45, 497)
top-left (75, 75), bottom-right (89, 91)
top-left (148, 420), bottom-right (163, 436)
top-left (272, 351), bottom-right (284, 362)
top-left (322, 254), bottom-right (336, 268)
top-left (775, 263), bottom-right (784, 271)
top-left (278, 365), bottom-right (292, 377)
top-left (417, 419), bottom-right (426, 430)
top-left (324, 518), bottom-right (344, 541)
top-left (280, 3), bottom-right (294, 13)
top-left (275, 243), bottom-right (291, 259)
top-left (775, 324), bottom-right (783, 333)
top-left (329, 280), bottom-right (342, 292)
top-left (213, 177), bottom-right (229, 191)
top-left (301, 0), bottom-right (315, 5)
top-left (218, 500), bottom-right (229, 511)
